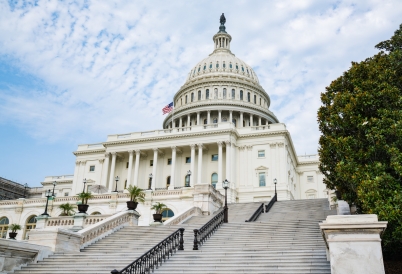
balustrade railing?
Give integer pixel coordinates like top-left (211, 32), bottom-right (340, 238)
top-left (111, 228), bottom-right (184, 274)
top-left (265, 193), bottom-right (277, 213)
top-left (193, 209), bottom-right (224, 250)
top-left (245, 203), bottom-right (264, 222)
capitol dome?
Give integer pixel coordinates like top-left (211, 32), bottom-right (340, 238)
top-left (163, 15), bottom-right (279, 129)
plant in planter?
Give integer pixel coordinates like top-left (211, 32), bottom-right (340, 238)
top-left (76, 192), bottom-right (93, 214)
top-left (151, 202), bottom-right (167, 223)
top-left (126, 185), bottom-right (145, 210)
top-left (9, 224), bottom-right (21, 240)
top-left (59, 203), bottom-right (76, 216)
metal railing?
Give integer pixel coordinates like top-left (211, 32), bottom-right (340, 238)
top-left (193, 209), bottom-right (224, 250)
top-left (265, 193), bottom-right (277, 213)
top-left (245, 203), bottom-right (264, 222)
top-left (111, 228), bottom-right (184, 274)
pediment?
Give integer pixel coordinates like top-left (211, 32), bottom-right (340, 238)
top-left (255, 166), bottom-right (268, 171)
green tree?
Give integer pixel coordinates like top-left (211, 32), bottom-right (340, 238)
top-left (318, 24), bottom-right (402, 258)
top-left (59, 203), bottom-right (76, 216)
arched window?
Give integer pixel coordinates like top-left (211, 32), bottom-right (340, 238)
top-left (0, 217), bottom-right (9, 239)
top-left (166, 176), bottom-right (171, 188)
top-left (213, 118), bottom-right (218, 124)
top-left (247, 92), bottom-right (250, 102)
top-left (242, 66), bottom-right (245, 72)
top-left (161, 209), bottom-right (174, 222)
top-left (185, 95), bottom-right (188, 104)
top-left (198, 90), bottom-right (201, 100)
top-left (214, 88), bottom-right (218, 98)
top-left (222, 117), bottom-right (227, 122)
top-left (223, 62), bottom-right (226, 68)
top-left (260, 98), bottom-right (261, 105)
top-left (198, 66), bottom-right (201, 72)
top-left (240, 90), bottom-right (243, 100)
top-left (223, 88), bottom-right (227, 98)
top-left (185, 175), bottom-right (190, 187)
top-left (230, 63), bottom-right (232, 69)
top-left (91, 212), bottom-right (101, 215)
top-left (211, 173), bottom-right (218, 188)
top-left (206, 89), bottom-right (210, 99)
top-left (236, 64), bottom-right (239, 70)
top-left (216, 62), bottom-right (219, 68)
top-left (148, 178), bottom-right (152, 190)
top-left (254, 95), bottom-right (256, 104)
top-left (24, 215), bottom-right (37, 240)
top-left (181, 98), bottom-right (183, 105)
top-left (231, 89), bottom-right (235, 99)
top-left (203, 64), bottom-right (206, 70)
top-left (191, 93), bottom-right (194, 102)
top-left (204, 119), bottom-right (207, 125)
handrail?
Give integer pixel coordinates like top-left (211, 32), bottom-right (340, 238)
top-left (193, 209), bottom-right (224, 250)
top-left (245, 203), bottom-right (264, 222)
top-left (111, 228), bottom-right (184, 274)
top-left (265, 193), bottom-right (277, 213)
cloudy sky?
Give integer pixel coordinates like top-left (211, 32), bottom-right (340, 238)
top-left (0, 0), bottom-right (401, 187)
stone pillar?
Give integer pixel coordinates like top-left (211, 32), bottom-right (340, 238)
top-left (187, 115), bottom-right (191, 127)
top-left (197, 144), bottom-right (203, 184)
top-left (190, 144), bottom-right (196, 187)
top-left (179, 117), bottom-right (182, 128)
top-left (170, 146), bottom-right (177, 190)
top-left (229, 111), bottom-right (233, 124)
top-left (108, 152), bottom-right (117, 192)
top-left (218, 111), bottom-right (222, 123)
top-left (101, 154), bottom-right (110, 187)
top-left (127, 150), bottom-right (134, 186)
top-left (258, 117), bottom-right (261, 126)
top-left (151, 149), bottom-right (158, 190)
top-left (218, 142), bottom-right (223, 185)
top-left (320, 215), bottom-right (387, 274)
top-left (133, 150), bottom-right (141, 186)
top-left (207, 111), bottom-right (211, 125)
top-left (250, 114), bottom-right (254, 127)
top-left (197, 112), bottom-right (200, 125)
top-left (240, 112), bottom-right (244, 127)
top-left (225, 141), bottom-right (231, 182)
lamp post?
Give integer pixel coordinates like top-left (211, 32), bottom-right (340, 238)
top-left (148, 173), bottom-right (153, 190)
top-left (52, 181), bottom-right (57, 197)
top-left (274, 178), bottom-right (277, 201)
top-left (23, 183), bottom-right (28, 198)
top-left (41, 189), bottom-right (52, 217)
top-left (82, 178), bottom-right (87, 193)
top-left (114, 176), bottom-right (119, 192)
top-left (186, 170), bottom-right (192, 187)
top-left (222, 179), bottom-right (229, 223)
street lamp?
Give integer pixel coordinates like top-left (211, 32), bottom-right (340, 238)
top-left (148, 173), bottom-right (153, 190)
top-left (186, 170), bottom-right (192, 187)
top-left (274, 178), bottom-right (277, 201)
top-left (41, 189), bottom-right (52, 217)
top-left (222, 179), bottom-right (229, 223)
top-left (23, 183), bottom-right (28, 198)
top-left (52, 181), bottom-right (57, 197)
top-left (114, 176), bottom-right (119, 192)
top-left (82, 178), bottom-right (87, 193)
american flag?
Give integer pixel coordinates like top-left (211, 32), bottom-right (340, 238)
top-left (162, 102), bottom-right (174, 115)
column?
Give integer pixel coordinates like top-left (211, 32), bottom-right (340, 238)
top-left (218, 142), bottom-right (223, 184)
top-left (179, 117), bottom-right (182, 128)
top-left (73, 161), bottom-right (81, 194)
top-left (151, 148), bottom-right (159, 190)
top-left (108, 152), bottom-right (117, 192)
top-left (133, 150), bottom-right (140, 186)
top-left (250, 114), bottom-right (254, 127)
top-left (218, 111), bottom-right (222, 123)
top-left (187, 115), bottom-right (191, 127)
top-left (170, 146), bottom-right (176, 190)
top-left (240, 112), bottom-right (244, 128)
top-left (101, 154), bottom-right (110, 187)
top-left (190, 144), bottom-right (196, 186)
top-left (197, 144), bottom-right (203, 184)
top-left (229, 111), bottom-right (233, 124)
top-left (197, 112), bottom-right (200, 125)
top-left (207, 111), bottom-right (211, 125)
top-left (258, 117), bottom-right (262, 126)
top-left (225, 141), bottom-right (231, 182)
top-left (126, 150), bottom-right (134, 186)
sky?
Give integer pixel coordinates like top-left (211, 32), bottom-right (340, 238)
top-left (0, 0), bottom-right (401, 187)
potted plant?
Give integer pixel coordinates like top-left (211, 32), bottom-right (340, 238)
top-left (77, 192), bottom-right (93, 214)
top-left (151, 202), bottom-right (167, 223)
top-left (59, 203), bottom-right (76, 216)
top-left (126, 185), bottom-right (145, 210)
top-left (9, 224), bottom-right (21, 240)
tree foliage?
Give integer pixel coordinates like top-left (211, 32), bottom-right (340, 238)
top-left (318, 24), bottom-right (402, 258)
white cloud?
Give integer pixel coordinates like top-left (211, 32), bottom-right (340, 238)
top-left (0, 0), bottom-right (401, 154)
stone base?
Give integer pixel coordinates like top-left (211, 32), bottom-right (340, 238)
top-left (28, 228), bottom-right (81, 253)
top-left (149, 221), bottom-right (163, 226)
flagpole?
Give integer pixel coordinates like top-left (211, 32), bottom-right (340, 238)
top-left (171, 102), bottom-right (175, 131)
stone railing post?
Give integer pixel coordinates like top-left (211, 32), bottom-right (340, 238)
top-left (320, 215), bottom-right (387, 274)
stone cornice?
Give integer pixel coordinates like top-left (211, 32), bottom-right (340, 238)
top-left (298, 161), bottom-right (320, 165)
top-left (73, 149), bottom-right (106, 156)
top-left (41, 180), bottom-right (72, 185)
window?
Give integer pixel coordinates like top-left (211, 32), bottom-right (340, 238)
top-left (204, 119), bottom-right (207, 125)
top-left (210, 63), bottom-right (212, 69)
top-left (185, 174), bottom-right (190, 187)
top-left (191, 93), bottom-right (194, 102)
top-left (198, 90), bottom-right (201, 100)
top-left (240, 90), bottom-right (243, 100)
top-left (223, 62), bottom-right (226, 68)
top-left (124, 180), bottom-right (127, 189)
top-left (247, 92), bottom-right (251, 102)
top-left (236, 64), bottom-right (239, 70)
top-left (161, 209), bottom-right (174, 222)
top-left (126, 162), bottom-right (129, 168)
top-left (230, 63), bottom-right (232, 69)
top-left (181, 98), bottom-right (182, 105)
top-left (198, 66), bottom-right (200, 72)
top-left (216, 62), bottom-right (219, 68)
top-left (213, 118), bottom-right (218, 123)
top-left (222, 117), bottom-right (227, 122)
top-left (211, 154), bottom-right (218, 161)
top-left (206, 89), bottom-right (209, 99)
top-left (231, 89), bottom-right (235, 99)
top-left (167, 159), bottom-right (172, 165)
top-left (166, 176), bottom-right (171, 187)
top-left (185, 157), bottom-right (191, 163)
top-left (232, 119), bottom-right (237, 127)
top-left (91, 212), bottom-right (101, 215)
top-left (214, 88), bottom-right (218, 98)
top-left (307, 176), bottom-right (314, 183)
top-left (223, 88), bottom-right (226, 98)
top-left (260, 98), bottom-right (261, 105)
top-left (259, 172), bottom-right (266, 187)
top-left (148, 177), bottom-right (152, 189)
top-left (150, 160), bottom-right (153, 166)
top-left (0, 217), bottom-right (9, 239)
top-left (306, 189), bottom-right (317, 199)
top-left (254, 95), bottom-right (256, 104)
top-left (64, 192), bottom-right (69, 196)
top-left (89, 165), bottom-right (95, 172)
top-left (242, 66), bottom-right (244, 72)
top-left (211, 173), bottom-right (218, 188)
top-left (258, 150), bottom-right (265, 157)
top-left (24, 215), bottom-right (37, 240)
top-left (185, 95), bottom-right (188, 104)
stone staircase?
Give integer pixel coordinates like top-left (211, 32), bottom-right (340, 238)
top-left (11, 199), bottom-right (335, 274)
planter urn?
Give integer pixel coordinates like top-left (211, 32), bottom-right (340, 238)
top-left (77, 204), bottom-right (89, 214)
top-left (153, 213), bottom-right (163, 223)
top-left (126, 201), bottom-right (138, 210)
top-left (9, 232), bottom-right (17, 240)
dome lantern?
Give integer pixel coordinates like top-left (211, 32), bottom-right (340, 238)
top-left (213, 13), bottom-right (231, 52)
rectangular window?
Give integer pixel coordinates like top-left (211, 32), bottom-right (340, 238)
top-left (185, 157), bottom-right (191, 163)
top-left (64, 192), bottom-right (69, 196)
top-left (258, 150), bottom-right (265, 157)
top-left (167, 158), bottom-right (172, 165)
top-left (211, 154), bottom-right (218, 161)
top-left (150, 160), bottom-right (153, 166)
top-left (259, 172), bottom-right (266, 187)
top-left (89, 165), bottom-right (95, 172)
top-left (126, 162), bottom-right (129, 168)
top-left (254, 95), bottom-right (256, 104)
top-left (307, 176), bottom-right (314, 183)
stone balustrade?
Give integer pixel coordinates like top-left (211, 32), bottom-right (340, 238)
top-left (164, 206), bottom-right (202, 226)
top-left (44, 214), bottom-right (111, 228)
